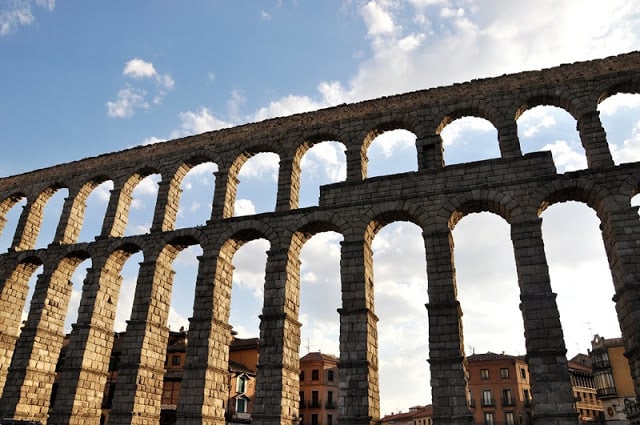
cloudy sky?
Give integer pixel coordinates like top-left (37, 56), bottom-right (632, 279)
top-left (2, 0), bottom-right (640, 416)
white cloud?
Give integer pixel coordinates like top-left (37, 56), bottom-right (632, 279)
top-left (106, 87), bottom-right (149, 118)
top-left (369, 129), bottom-right (417, 157)
top-left (176, 107), bottom-right (231, 136)
top-left (227, 89), bottom-right (247, 123)
top-left (598, 93), bottom-right (640, 117)
top-left (361, 1), bottom-right (397, 37)
top-left (124, 58), bottom-right (158, 79)
top-left (541, 140), bottom-right (587, 172)
top-left (518, 106), bottom-right (557, 138)
top-left (108, 58), bottom-right (174, 118)
top-left (0, 0), bottom-right (54, 36)
top-left (253, 95), bottom-right (324, 121)
top-left (609, 120), bottom-right (640, 164)
top-left (300, 142), bottom-right (346, 182)
top-left (142, 136), bottom-right (165, 145)
top-left (238, 152), bottom-right (279, 180)
top-left (234, 199), bottom-right (257, 216)
top-left (261, 10), bottom-right (272, 21)
top-left (440, 116), bottom-right (495, 147)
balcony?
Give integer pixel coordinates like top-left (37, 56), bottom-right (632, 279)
top-left (502, 400), bottom-right (515, 407)
top-left (482, 400), bottom-right (495, 408)
top-left (309, 400), bottom-right (322, 409)
top-left (325, 401), bottom-right (337, 409)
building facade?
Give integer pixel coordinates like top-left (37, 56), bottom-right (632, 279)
top-left (567, 355), bottom-right (603, 423)
top-left (590, 335), bottom-right (637, 425)
top-left (298, 352), bottom-right (339, 425)
top-left (467, 352), bottom-right (533, 425)
top-left (380, 405), bottom-right (433, 425)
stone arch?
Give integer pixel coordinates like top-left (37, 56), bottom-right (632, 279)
top-left (596, 77), bottom-right (640, 105)
top-left (0, 250), bottom-right (90, 422)
top-left (0, 192), bottom-right (27, 251)
top-left (120, 167), bottom-right (162, 236)
top-left (515, 91), bottom-right (613, 169)
top-left (294, 133), bottom-right (347, 208)
top-left (59, 175), bottom-right (113, 244)
top-left (228, 145), bottom-right (280, 216)
top-left (156, 156), bottom-right (219, 231)
top-left (515, 90), bottom-right (586, 122)
top-left (434, 105), bottom-right (505, 165)
top-left (441, 189), bottom-right (521, 231)
top-left (12, 183), bottom-right (68, 250)
top-left (360, 120), bottom-right (420, 179)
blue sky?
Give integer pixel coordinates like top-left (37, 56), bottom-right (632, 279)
top-left (2, 0), bottom-right (640, 415)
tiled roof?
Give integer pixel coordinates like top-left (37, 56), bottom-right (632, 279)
top-left (300, 352), bottom-right (339, 363)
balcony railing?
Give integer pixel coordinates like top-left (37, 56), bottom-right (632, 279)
top-left (325, 401), bottom-right (337, 409)
top-left (502, 398), bottom-right (515, 407)
top-left (309, 400), bottom-right (322, 409)
top-left (482, 400), bottom-right (495, 407)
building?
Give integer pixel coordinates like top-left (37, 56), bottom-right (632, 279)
top-left (467, 352), bottom-right (533, 425)
top-left (54, 329), bottom-right (259, 425)
top-left (590, 335), bottom-right (637, 425)
top-left (380, 405), bottom-right (433, 425)
top-left (298, 352), bottom-right (339, 425)
top-left (226, 337), bottom-right (259, 425)
top-left (567, 354), bottom-right (603, 423)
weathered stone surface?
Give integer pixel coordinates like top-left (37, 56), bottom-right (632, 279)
top-left (1, 51), bottom-right (640, 425)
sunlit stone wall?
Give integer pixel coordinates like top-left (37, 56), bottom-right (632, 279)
top-left (1, 52), bottom-right (640, 425)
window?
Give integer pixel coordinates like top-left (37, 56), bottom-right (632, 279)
top-left (523, 389), bottom-right (531, 405)
top-left (300, 391), bottom-right (305, 408)
top-left (520, 368), bottom-right (526, 379)
top-left (172, 355), bottom-right (181, 366)
top-left (505, 412), bottom-right (515, 425)
top-left (327, 390), bottom-right (335, 408)
top-left (328, 370), bottom-right (334, 382)
top-left (468, 390), bottom-right (475, 407)
top-left (500, 368), bottom-right (509, 379)
top-left (312, 390), bottom-right (320, 408)
top-left (300, 371), bottom-right (305, 382)
top-left (481, 369), bottom-right (489, 380)
top-left (236, 397), bottom-right (247, 413)
top-left (312, 369), bottom-right (319, 381)
top-left (328, 414), bottom-right (333, 425)
top-left (236, 375), bottom-right (247, 393)
top-left (502, 389), bottom-right (514, 406)
top-left (312, 414), bottom-right (319, 425)
top-left (484, 412), bottom-right (494, 425)
top-left (482, 390), bottom-right (493, 407)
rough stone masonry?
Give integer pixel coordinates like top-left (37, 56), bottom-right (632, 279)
top-left (1, 51), bottom-right (640, 425)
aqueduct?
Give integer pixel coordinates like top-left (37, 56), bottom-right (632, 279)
top-left (1, 52), bottom-right (640, 425)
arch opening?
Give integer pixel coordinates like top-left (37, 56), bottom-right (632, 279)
top-left (0, 196), bottom-right (26, 252)
top-left (540, 201), bottom-right (620, 355)
top-left (234, 153), bottom-right (279, 216)
top-left (440, 117), bottom-right (499, 166)
top-left (517, 105), bottom-right (585, 172)
top-left (125, 174), bottom-right (160, 236)
top-left (77, 181), bottom-right (113, 243)
top-left (371, 221), bottom-right (429, 415)
top-left (452, 212), bottom-right (524, 425)
top-left (452, 212), bottom-right (523, 354)
top-left (175, 162), bottom-right (217, 229)
top-left (35, 187), bottom-right (69, 249)
top-left (299, 142), bottom-right (346, 208)
top-left (366, 129), bottom-right (418, 178)
top-left (229, 238), bottom-right (269, 337)
top-left (598, 93), bottom-right (640, 165)
top-left (298, 230), bottom-right (343, 425)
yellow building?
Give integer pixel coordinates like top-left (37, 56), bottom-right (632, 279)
top-left (590, 335), bottom-right (637, 425)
